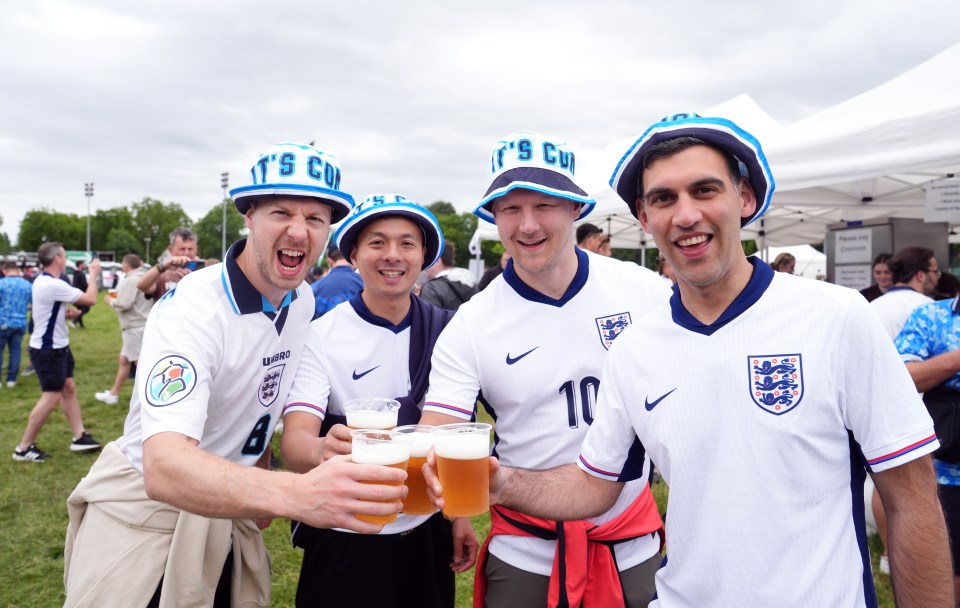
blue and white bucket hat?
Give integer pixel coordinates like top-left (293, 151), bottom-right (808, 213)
top-left (609, 113), bottom-right (775, 227)
top-left (473, 131), bottom-right (596, 224)
top-left (334, 194), bottom-right (445, 270)
top-left (230, 142), bottom-right (355, 223)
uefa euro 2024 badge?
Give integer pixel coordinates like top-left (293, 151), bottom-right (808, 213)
top-left (595, 312), bottom-right (633, 350)
top-left (749, 354), bottom-right (804, 415)
top-left (146, 356), bottom-right (198, 407)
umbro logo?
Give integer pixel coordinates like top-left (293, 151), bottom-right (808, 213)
top-left (352, 366), bottom-right (380, 380)
top-left (505, 347), bottom-right (539, 365)
top-left (644, 388), bottom-right (676, 411)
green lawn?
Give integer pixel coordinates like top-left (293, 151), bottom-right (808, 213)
top-left (0, 302), bottom-right (895, 606)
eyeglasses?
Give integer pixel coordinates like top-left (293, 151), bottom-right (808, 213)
top-left (926, 267), bottom-right (942, 277)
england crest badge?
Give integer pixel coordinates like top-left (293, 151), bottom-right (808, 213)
top-left (259, 364), bottom-right (285, 407)
top-left (749, 354), bottom-right (803, 415)
top-left (595, 312), bottom-right (632, 350)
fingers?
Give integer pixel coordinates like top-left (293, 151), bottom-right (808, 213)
top-left (322, 425), bottom-right (353, 459)
top-left (422, 453), bottom-right (446, 512)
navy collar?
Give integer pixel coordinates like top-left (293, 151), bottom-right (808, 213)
top-left (671, 256), bottom-right (774, 336)
top-left (502, 247), bottom-right (589, 307)
top-left (884, 285), bottom-right (919, 294)
top-left (221, 239), bottom-right (300, 315)
top-left (349, 293), bottom-right (412, 334)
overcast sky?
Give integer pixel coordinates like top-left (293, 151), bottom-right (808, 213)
top-left (1, 0), bottom-right (958, 248)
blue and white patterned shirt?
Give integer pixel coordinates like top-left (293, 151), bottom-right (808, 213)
top-left (897, 296), bottom-right (960, 485)
top-left (0, 275), bottom-right (32, 330)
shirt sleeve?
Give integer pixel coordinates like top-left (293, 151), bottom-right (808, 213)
top-left (578, 336), bottom-right (649, 482)
top-left (422, 310), bottom-right (480, 420)
top-left (283, 320), bottom-right (331, 420)
top-left (136, 284), bottom-right (221, 443)
top-left (51, 279), bottom-right (84, 304)
top-left (840, 295), bottom-right (938, 472)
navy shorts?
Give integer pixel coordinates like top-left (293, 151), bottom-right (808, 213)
top-left (29, 346), bottom-right (74, 392)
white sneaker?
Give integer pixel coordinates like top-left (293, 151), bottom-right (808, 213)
top-left (6, 381), bottom-right (15, 388)
top-left (879, 554), bottom-right (890, 575)
top-left (95, 390), bottom-right (119, 405)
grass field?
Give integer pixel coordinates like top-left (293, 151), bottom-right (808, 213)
top-left (0, 302), bottom-right (895, 606)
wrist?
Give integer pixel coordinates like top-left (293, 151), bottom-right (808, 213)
top-left (157, 262), bottom-right (165, 273)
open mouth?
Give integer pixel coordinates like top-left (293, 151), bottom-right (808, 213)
top-left (675, 234), bottom-right (710, 249)
top-left (518, 237), bottom-right (547, 249)
top-left (277, 249), bottom-right (305, 274)
top-left (380, 269), bottom-right (406, 279)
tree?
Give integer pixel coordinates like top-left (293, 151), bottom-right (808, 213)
top-left (130, 198), bottom-right (193, 263)
top-left (91, 207), bottom-right (136, 253)
top-left (194, 199), bottom-right (246, 260)
top-left (17, 208), bottom-right (86, 251)
top-left (426, 201), bottom-right (479, 268)
top-left (0, 212), bottom-right (10, 251)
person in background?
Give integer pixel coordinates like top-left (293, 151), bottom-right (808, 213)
top-left (871, 246), bottom-right (938, 340)
top-left (575, 222), bottom-right (604, 253)
top-left (311, 244), bottom-right (363, 317)
top-left (95, 254), bottom-right (153, 405)
top-left (0, 261), bottom-right (33, 388)
top-left (935, 272), bottom-right (960, 301)
top-left (597, 234), bottom-right (613, 256)
top-left (478, 250), bottom-right (510, 292)
top-left (860, 253), bottom-right (893, 302)
top-left (770, 252), bottom-right (795, 274)
top-left (13, 242), bottom-right (102, 462)
top-left (137, 227), bottom-right (203, 301)
top-left (71, 260), bottom-right (91, 328)
top-left (419, 240), bottom-right (476, 312)
top-left (657, 253), bottom-right (676, 286)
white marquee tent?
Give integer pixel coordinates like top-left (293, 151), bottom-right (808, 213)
top-left (471, 42), bottom-right (960, 256)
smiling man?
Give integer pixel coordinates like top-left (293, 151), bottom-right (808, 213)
top-left (281, 194), bottom-right (477, 608)
top-left (419, 131), bottom-right (671, 607)
top-left (432, 114), bottom-right (953, 607)
top-left (64, 143), bottom-right (409, 607)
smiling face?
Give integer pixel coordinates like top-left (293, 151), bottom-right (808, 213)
top-left (491, 190), bottom-right (580, 287)
top-left (242, 196), bottom-right (332, 304)
top-left (637, 145), bottom-right (756, 294)
top-left (351, 216), bottom-right (425, 304)
top-left (873, 262), bottom-right (893, 290)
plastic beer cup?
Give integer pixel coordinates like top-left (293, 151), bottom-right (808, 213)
top-left (431, 423), bottom-right (492, 517)
top-left (344, 397), bottom-right (400, 430)
top-left (350, 429), bottom-right (413, 525)
top-left (395, 425), bottom-right (436, 515)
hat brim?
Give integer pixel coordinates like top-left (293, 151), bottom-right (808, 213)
top-left (609, 117), bottom-right (775, 227)
top-left (473, 167), bottom-right (596, 224)
top-left (230, 184), bottom-right (355, 224)
top-left (334, 203), bottom-right (444, 271)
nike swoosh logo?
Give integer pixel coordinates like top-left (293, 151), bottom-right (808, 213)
top-left (352, 366), bottom-right (381, 380)
top-left (644, 388), bottom-right (676, 411)
top-left (505, 347), bottom-right (539, 365)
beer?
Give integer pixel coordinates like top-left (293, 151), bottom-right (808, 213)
top-left (350, 430), bottom-right (412, 524)
top-left (432, 423), bottom-right (492, 518)
top-left (395, 425), bottom-right (436, 515)
top-left (344, 397), bottom-right (400, 430)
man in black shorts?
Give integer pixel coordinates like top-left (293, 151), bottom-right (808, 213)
top-left (13, 242), bottom-right (102, 462)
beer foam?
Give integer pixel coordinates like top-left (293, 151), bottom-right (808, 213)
top-left (407, 432), bottom-right (434, 458)
top-left (433, 434), bottom-right (489, 460)
top-left (352, 440), bottom-right (410, 466)
top-left (347, 410), bottom-right (397, 429)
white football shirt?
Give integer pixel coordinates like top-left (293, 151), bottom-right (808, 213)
top-left (118, 239), bottom-right (315, 474)
top-left (424, 249), bottom-right (672, 575)
top-left (580, 259), bottom-right (938, 607)
top-left (870, 286), bottom-right (933, 340)
top-left (29, 272), bottom-right (83, 350)
top-left (284, 296), bottom-right (433, 534)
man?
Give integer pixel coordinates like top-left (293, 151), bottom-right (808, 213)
top-left (71, 260), bottom-right (90, 328)
top-left (427, 114), bottom-right (953, 607)
top-left (311, 243), bottom-right (363, 316)
top-left (281, 193), bottom-right (477, 607)
top-left (12, 243), bottom-right (102, 462)
top-left (94, 254), bottom-right (153, 405)
top-left (421, 131), bottom-right (672, 607)
top-left (477, 250), bottom-right (509, 292)
top-left (137, 226), bottom-right (203, 301)
top-left (575, 222), bottom-right (604, 253)
top-left (870, 246), bottom-right (939, 339)
top-left (897, 294), bottom-right (960, 604)
top-left (419, 239), bottom-right (476, 311)
top-left (0, 261), bottom-right (32, 387)
top-left (64, 142), bottom-right (409, 607)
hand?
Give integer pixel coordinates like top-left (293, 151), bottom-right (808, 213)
top-left (450, 517), bottom-right (479, 572)
top-left (292, 454), bottom-right (407, 534)
top-left (321, 424), bottom-right (354, 461)
top-left (65, 307), bottom-right (81, 320)
top-left (88, 258), bottom-right (101, 278)
top-left (423, 449), bottom-right (504, 514)
top-left (164, 256), bottom-right (196, 278)
top-left (104, 294), bottom-right (115, 306)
